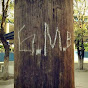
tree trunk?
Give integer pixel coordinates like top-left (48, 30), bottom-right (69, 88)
top-left (78, 55), bottom-right (81, 69)
top-left (80, 59), bottom-right (83, 70)
top-left (3, 44), bottom-right (9, 80)
top-left (3, 55), bottom-right (9, 80)
top-left (0, 0), bottom-right (10, 80)
top-left (77, 39), bottom-right (84, 70)
top-left (78, 50), bottom-right (82, 69)
top-left (78, 56), bottom-right (83, 70)
top-left (0, 34), bottom-right (9, 80)
top-left (15, 0), bottom-right (74, 88)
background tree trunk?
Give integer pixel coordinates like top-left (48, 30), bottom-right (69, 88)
top-left (0, 36), bottom-right (9, 80)
top-left (77, 39), bottom-right (84, 70)
top-left (0, 0), bottom-right (10, 80)
top-left (0, 33), bottom-right (9, 80)
top-left (14, 0), bottom-right (74, 88)
top-left (78, 56), bottom-right (83, 70)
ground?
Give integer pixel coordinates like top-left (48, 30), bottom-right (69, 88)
top-left (75, 70), bottom-right (88, 88)
top-left (0, 79), bottom-right (14, 88)
top-left (75, 63), bottom-right (88, 88)
top-left (0, 63), bottom-right (88, 88)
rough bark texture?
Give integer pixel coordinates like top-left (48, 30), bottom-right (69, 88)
top-left (14, 0), bottom-right (74, 88)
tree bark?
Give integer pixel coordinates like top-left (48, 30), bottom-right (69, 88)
top-left (14, 0), bottom-right (74, 88)
top-left (0, 0), bottom-right (10, 80)
top-left (77, 39), bottom-right (84, 70)
top-left (80, 59), bottom-right (83, 70)
top-left (0, 33), bottom-right (9, 80)
top-left (78, 56), bottom-right (83, 70)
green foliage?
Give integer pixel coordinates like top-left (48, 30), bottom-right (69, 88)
top-left (0, 45), bottom-right (5, 52)
top-left (0, 45), bottom-right (4, 48)
top-left (74, 0), bottom-right (88, 41)
top-left (74, 23), bottom-right (88, 36)
top-left (75, 42), bottom-right (88, 51)
top-left (7, 0), bottom-right (14, 23)
top-left (9, 1), bottom-right (14, 10)
top-left (83, 43), bottom-right (88, 51)
top-left (74, 0), bottom-right (88, 52)
top-left (0, 15), bottom-right (2, 21)
top-left (10, 46), bottom-right (14, 52)
top-left (0, 0), bottom-right (14, 24)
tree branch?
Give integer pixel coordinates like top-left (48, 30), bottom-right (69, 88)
top-left (1, 0), bottom-right (10, 33)
top-left (1, 0), bottom-right (5, 32)
top-left (5, 0), bottom-right (10, 16)
top-left (2, 0), bottom-right (5, 15)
